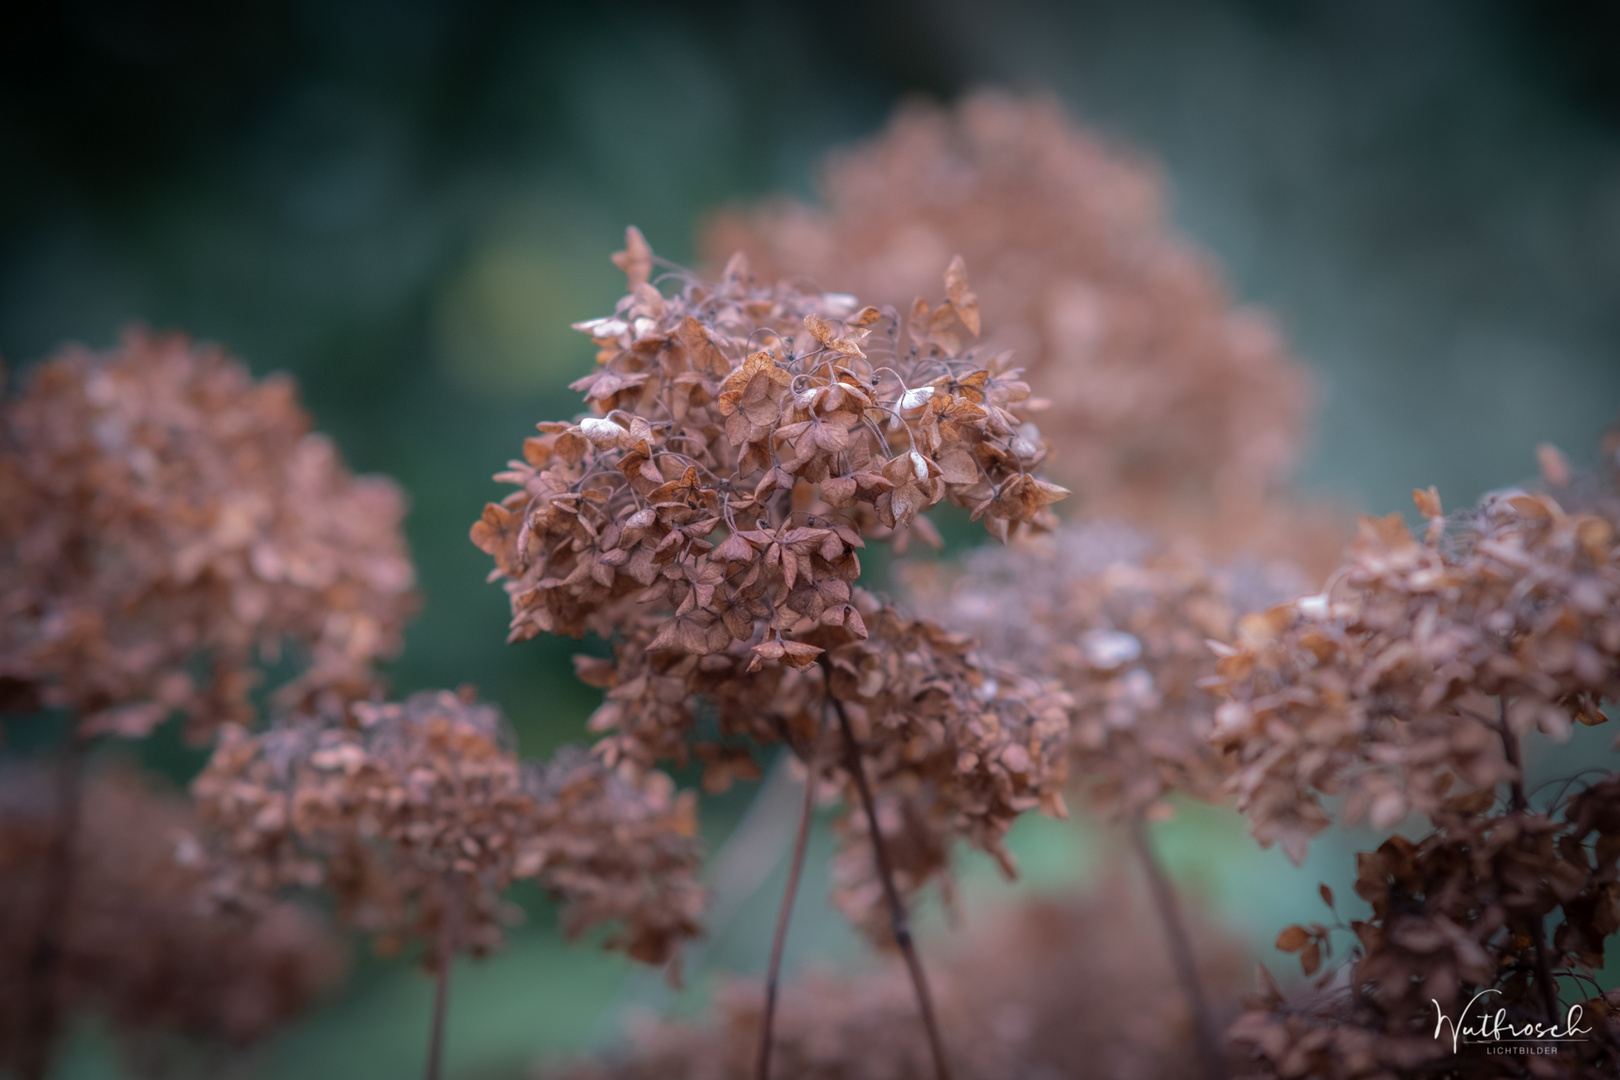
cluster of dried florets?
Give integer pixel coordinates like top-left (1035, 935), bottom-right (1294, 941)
top-left (0, 762), bottom-right (343, 1073)
top-left (704, 91), bottom-right (1343, 571)
top-left (474, 233), bottom-right (1074, 937)
top-left (0, 328), bottom-right (416, 740)
top-left (584, 584), bottom-right (1071, 941)
top-left (192, 689), bottom-right (703, 966)
top-left (1231, 776), bottom-right (1620, 1080)
top-left (907, 523), bottom-right (1306, 818)
top-left (472, 229), bottom-right (1065, 650)
top-left (1208, 486), bottom-right (1620, 863)
top-left (545, 882), bottom-right (1246, 1080)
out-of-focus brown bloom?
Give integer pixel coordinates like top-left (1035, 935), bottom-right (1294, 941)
top-left (1232, 775), bottom-right (1620, 1080)
top-left (703, 91), bottom-right (1346, 573)
top-left (1209, 484), bottom-right (1620, 863)
top-left (193, 689), bottom-right (703, 967)
top-left (909, 523), bottom-right (1306, 818)
top-left (544, 880), bottom-right (1247, 1080)
top-left (0, 762), bottom-right (343, 1072)
top-left (0, 328), bottom-right (416, 740)
top-left (473, 233), bottom-right (1073, 939)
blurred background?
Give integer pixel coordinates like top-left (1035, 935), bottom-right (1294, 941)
top-left (3, 0), bottom-right (1619, 1076)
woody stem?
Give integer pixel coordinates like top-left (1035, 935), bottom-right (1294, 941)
top-left (424, 891), bottom-right (457, 1080)
top-left (18, 733), bottom-right (89, 1080)
top-left (1496, 697), bottom-right (1561, 1025)
top-left (1127, 813), bottom-right (1226, 1080)
top-left (819, 657), bottom-right (953, 1080)
top-left (756, 716), bottom-right (825, 1080)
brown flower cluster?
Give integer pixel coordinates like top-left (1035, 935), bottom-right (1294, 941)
top-left (908, 523), bottom-right (1306, 818)
top-left (546, 881), bottom-right (1246, 1080)
top-left (1208, 486), bottom-right (1620, 863)
top-left (1231, 776), bottom-right (1620, 1080)
top-left (0, 762), bottom-right (343, 1072)
top-left (193, 689), bottom-right (703, 966)
top-left (580, 585), bottom-right (1071, 941)
top-left (474, 233), bottom-right (1074, 937)
top-left (0, 328), bottom-right (416, 740)
top-left (472, 228), bottom-right (1065, 650)
top-left (703, 91), bottom-right (1344, 571)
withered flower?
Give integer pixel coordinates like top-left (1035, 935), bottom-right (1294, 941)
top-left (473, 233), bottom-right (1074, 934)
top-left (1233, 775), bottom-right (1620, 1080)
top-left (471, 230), bottom-right (1065, 651)
top-left (703, 91), bottom-right (1344, 572)
top-left (910, 523), bottom-right (1307, 818)
top-left (1209, 483), bottom-right (1620, 864)
top-left (0, 762), bottom-right (343, 1075)
top-left (193, 689), bottom-right (703, 967)
top-left (0, 328), bottom-right (416, 740)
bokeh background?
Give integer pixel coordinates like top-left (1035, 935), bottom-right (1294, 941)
top-left (3, 0), bottom-right (1619, 1076)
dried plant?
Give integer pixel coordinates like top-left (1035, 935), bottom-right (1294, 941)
top-left (1231, 776), bottom-right (1620, 1079)
top-left (0, 761), bottom-right (343, 1078)
top-left (1208, 484), bottom-right (1620, 865)
top-left (905, 522), bottom-right (1306, 1080)
top-left (544, 880), bottom-right (1247, 1080)
top-left (194, 688), bottom-right (704, 1079)
top-left (909, 523), bottom-right (1307, 820)
top-left (193, 688), bottom-right (703, 965)
top-left (0, 327), bottom-right (417, 741)
top-left (703, 91), bottom-right (1345, 573)
top-left (472, 230), bottom-right (1076, 1079)
top-left (1215, 438), bottom-right (1620, 1077)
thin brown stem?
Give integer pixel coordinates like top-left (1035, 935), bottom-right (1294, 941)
top-left (424, 891), bottom-right (457, 1080)
top-left (756, 719), bottom-right (826, 1080)
top-left (18, 736), bottom-right (89, 1080)
top-left (818, 656), bottom-right (953, 1080)
top-left (1127, 813), bottom-right (1227, 1080)
top-left (1496, 697), bottom-right (1561, 1025)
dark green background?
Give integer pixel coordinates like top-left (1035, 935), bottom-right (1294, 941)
top-left (4, 1), bottom-right (1619, 1076)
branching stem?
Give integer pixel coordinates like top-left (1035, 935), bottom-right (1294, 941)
top-left (755, 705), bottom-right (826, 1080)
top-left (818, 656), bottom-right (953, 1080)
top-left (424, 891), bottom-right (457, 1080)
top-left (1496, 697), bottom-right (1561, 1025)
top-left (1127, 813), bottom-right (1226, 1080)
top-left (19, 735), bottom-right (89, 1080)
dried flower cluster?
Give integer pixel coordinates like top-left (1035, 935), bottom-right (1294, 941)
top-left (473, 233), bottom-right (1074, 938)
top-left (704, 91), bottom-right (1344, 571)
top-left (546, 881), bottom-right (1246, 1080)
top-left (1209, 485), bottom-right (1620, 863)
top-left (907, 524), bottom-right (1306, 818)
top-left (1231, 776), bottom-right (1620, 1080)
top-left (0, 328), bottom-right (416, 740)
top-left (0, 762), bottom-right (343, 1072)
top-left (193, 689), bottom-right (703, 966)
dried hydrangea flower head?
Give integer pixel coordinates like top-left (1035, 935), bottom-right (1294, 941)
top-left (0, 762), bottom-right (343, 1073)
top-left (703, 91), bottom-right (1342, 571)
top-left (193, 689), bottom-right (702, 967)
top-left (472, 227), bottom-right (1066, 650)
top-left (908, 523), bottom-right (1307, 818)
top-left (0, 328), bottom-right (417, 740)
top-left (544, 881), bottom-right (1247, 1080)
top-left (1208, 480), bottom-right (1620, 864)
top-left (1232, 775), bottom-right (1620, 1080)
top-left (473, 232), bottom-right (1073, 936)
